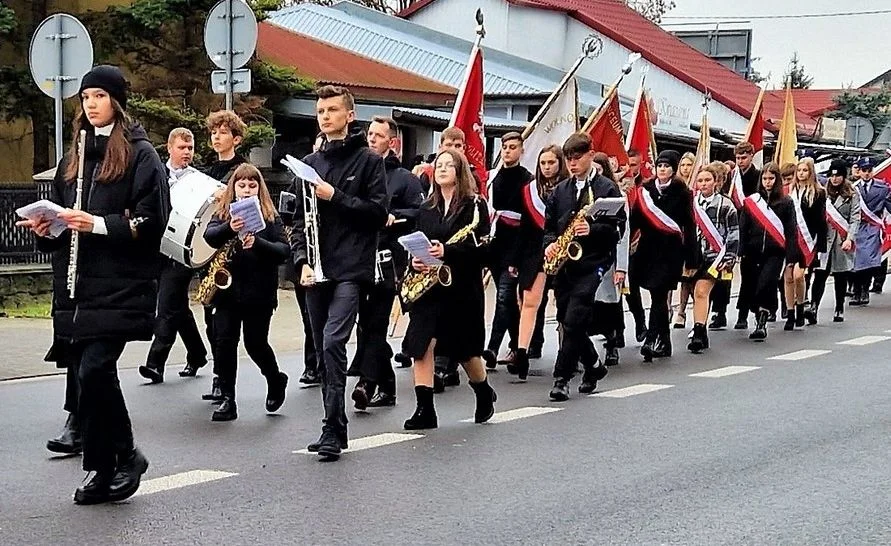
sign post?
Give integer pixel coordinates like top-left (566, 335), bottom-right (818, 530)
top-left (29, 14), bottom-right (93, 165)
top-left (204, 0), bottom-right (258, 108)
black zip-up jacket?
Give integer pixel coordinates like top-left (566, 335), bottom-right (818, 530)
top-left (740, 165), bottom-right (761, 197)
top-left (739, 195), bottom-right (798, 260)
top-left (204, 215), bottom-right (289, 308)
top-left (288, 123), bottom-right (388, 284)
top-left (200, 154), bottom-right (246, 183)
top-left (381, 152), bottom-right (423, 275)
top-left (37, 123), bottom-right (170, 341)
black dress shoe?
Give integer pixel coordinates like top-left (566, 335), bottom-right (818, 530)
top-left (368, 391), bottom-right (396, 407)
top-left (394, 352), bottom-right (412, 368)
top-left (211, 398), bottom-right (237, 421)
top-left (482, 349), bottom-right (497, 369)
top-left (578, 364), bottom-right (607, 394)
top-left (298, 369), bottom-right (321, 386)
top-left (73, 471), bottom-right (114, 505)
top-left (316, 430), bottom-right (344, 461)
top-left (47, 413), bottom-right (82, 454)
top-left (307, 430), bottom-right (348, 452)
top-left (265, 372), bottom-right (288, 413)
top-left (107, 448), bottom-right (149, 502)
top-left (549, 379), bottom-right (570, 402)
top-left (351, 382), bottom-right (370, 411)
top-left (138, 365), bottom-right (163, 384)
top-left (178, 359), bottom-right (206, 377)
top-left (202, 377), bottom-right (224, 401)
top-left (833, 311), bottom-right (844, 322)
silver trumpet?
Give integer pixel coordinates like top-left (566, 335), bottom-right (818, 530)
top-left (67, 129), bottom-right (87, 299)
top-left (281, 154), bottom-right (327, 285)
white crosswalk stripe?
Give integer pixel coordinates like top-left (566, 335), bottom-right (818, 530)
top-left (836, 335), bottom-right (891, 346)
top-left (767, 349), bottom-right (831, 361)
top-left (689, 366), bottom-right (761, 378)
top-left (293, 432), bottom-right (424, 455)
top-left (591, 384), bottom-right (674, 398)
top-left (460, 406), bottom-right (563, 424)
top-left (133, 470), bottom-right (238, 497)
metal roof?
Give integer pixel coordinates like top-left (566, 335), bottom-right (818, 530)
top-left (393, 107), bottom-right (526, 131)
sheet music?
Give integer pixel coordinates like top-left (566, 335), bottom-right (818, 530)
top-left (229, 196), bottom-right (266, 234)
top-left (397, 231), bottom-right (443, 266)
top-left (282, 155), bottom-right (322, 186)
top-left (15, 199), bottom-right (68, 238)
top-left (587, 197), bottom-right (625, 219)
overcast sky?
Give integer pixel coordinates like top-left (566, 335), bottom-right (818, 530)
top-left (661, 0), bottom-right (890, 90)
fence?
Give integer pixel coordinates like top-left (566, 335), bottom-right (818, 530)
top-left (0, 181), bottom-right (53, 267)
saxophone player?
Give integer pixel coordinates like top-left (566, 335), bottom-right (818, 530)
top-left (288, 85), bottom-right (388, 461)
top-left (400, 149), bottom-right (497, 430)
top-left (543, 133), bottom-right (624, 402)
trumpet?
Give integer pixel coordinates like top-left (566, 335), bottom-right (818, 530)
top-left (67, 130), bottom-right (87, 299)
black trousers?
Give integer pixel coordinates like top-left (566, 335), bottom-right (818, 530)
top-left (352, 281), bottom-right (397, 396)
top-left (213, 303), bottom-right (280, 398)
top-left (487, 267), bottom-right (519, 354)
top-left (71, 339), bottom-right (133, 474)
top-left (874, 259), bottom-right (888, 287)
top-left (740, 255), bottom-right (784, 313)
top-left (554, 274), bottom-right (602, 379)
top-left (307, 281), bottom-right (361, 434)
top-left (811, 269), bottom-right (848, 312)
top-left (626, 273), bottom-right (646, 330)
top-left (854, 267), bottom-right (882, 292)
top-left (646, 288), bottom-right (670, 341)
top-left (145, 262), bottom-right (206, 371)
top-left (294, 285), bottom-right (318, 373)
top-left (710, 279), bottom-right (730, 314)
top-left (204, 306), bottom-right (218, 375)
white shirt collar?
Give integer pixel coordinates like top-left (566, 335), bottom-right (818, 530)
top-left (94, 122), bottom-right (115, 137)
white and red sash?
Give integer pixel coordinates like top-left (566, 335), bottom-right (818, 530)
top-left (859, 196), bottom-right (884, 228)
top-left (743, 194), bottom-right (785, 248)
top-left (693, 197), bottom-right (728, 278)
top-left (638, 186), bottom-right (683, 238)
top-left (791, 191), bottom-right (817, 265)
top-left (729, 167), bottom-right (746, 208)
top-left (825, 199), bottom-right (850, 241)
top-left (521, 179), bottom-right (546, 230)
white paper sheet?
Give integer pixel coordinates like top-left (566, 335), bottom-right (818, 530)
top-left (587, 197), bottom-right (625, 218)
top-left (229, 195), bottom-right (267, 234)
top-left (281, 154), bottom-right (322, 186)
top-left (15, 199), bottom-right (68, 238)
top-left (397, 231), bottom-right (443, 266)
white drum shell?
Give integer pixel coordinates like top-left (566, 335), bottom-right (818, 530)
top-left (160, 170), bottom-right (225, 268)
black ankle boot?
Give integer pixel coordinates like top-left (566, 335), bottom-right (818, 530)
top-left (750, 310), bottom-right (769, 340)
top-left (604, 346), bottom-right (620, 366)
top-left (784, 307), bottom-right (796, 331)
top-left (404, 386), bottom-right (437, 430)
top-left (640, 337), bottom-right (656, 362)
top-left (265, 372), bottom-right (288, 413)
top-left (202, 376), bottom-right (224, 401)
top-left (652, 334), bottom-right (672, 358)
top-left (734, 311), bottom-right (748, 329)
top-left (795, 304), bottom-right (806, 327)
top-left (687, 323), bottom-right (708, 353)
top-left (47, 413), bottom-right (82, 454)
top-left (803, 302), bottom-right (817, 325)
top-left (469, 378), bottom-right (497, 423)
top-left (212, 393), bottom-right (237, 421)
top-left (506, 348), bottom-right (530, 380)
top-left (108, 447), bottom-right (149, 502)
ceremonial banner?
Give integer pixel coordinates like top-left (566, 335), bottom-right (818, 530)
top-left (625, 78), bottom-right (657, 180)
top-left (519, 78), bottom-right (578, 174)
top-left (585, 85), bottom-right (628, 167)
top-left (773, 82), bottom-right (798, 167)
top-left (744, 87), bottom-right (766, 169)
top-left (689, 99), bottom-right (710, 186)
top-left (450, 44), bottom-right (487, 197)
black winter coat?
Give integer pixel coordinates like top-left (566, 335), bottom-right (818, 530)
top-left (489, 164), bottom-right (534, 271)
top-left (794, 189), bottom-right (828, 256)
top-left (200, 154), bottom-right (246, 183)
top-left (288, 124), bottom-right (388, 284)
top-left (204, 215), bottom-right (289, 308)
top-left (629, 178), bottom-right (697, 291)
top-left (740, 166), bottom-right (761, 197)
top-left (739, 195), bottom-right (798, 261)
top-left (38, 124), bottom-right (169, 341)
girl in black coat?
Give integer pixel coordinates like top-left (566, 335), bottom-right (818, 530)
top-left (203, 164), bottom-right (290, 422)
top-left (400, 149), bottom-right (496, 430)
top-left (18, 65), bottom-right (167, 504)
top-left (737, 162), bottom-right (799, 341)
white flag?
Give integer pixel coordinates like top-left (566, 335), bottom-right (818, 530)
top-left (519, 78), bottom-right (579, 173)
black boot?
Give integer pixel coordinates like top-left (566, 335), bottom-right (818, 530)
top-left (578, 362), bottom-right (607, 394)
top-left (784, 307), bottom-right (796, 331)
top-left (265, 372), bottom-right (288, 413)
top-left (860, 286), bottom-right (871, 306)
top-left (202, 376), bottom-right (224, 401)
top-left (138, 365), bottom-right (163, 384)
top-left (469, 378), bottom-right (497, 423)
top-left (298, 368), bottom-right (321, 386)
top-left (687, 323), bottom-right (708, 353)
top-left (651, 333), bottom-right (672, 358)
top-left (708, 312), bottom-right (727, 330)
top-left (307, 429), bottom-right (348, 452)
top-left (795, 304), bottom-right (806, 327)
top-left (212, 383), bottom-right (237, 421)
top-left (404, 386), bottom-right (438, 430)
top-left (640, 337), bottom-right (656, 362)
top-left (506, 348), bottom-right (530, 380)
top-left (805, 302), bottom-right (818, 325)
top-left (604, 346), bottom-right (620, 367)
top-left (178, 358), bottom-right (207, 377)
top-left (734, 310), bottom-right (748, 330)
top-left (482, 349), bottom-right (497, 369)
top-left (833, 307), bottom-right (844, 322)
top-left (315, 428), bottom-right (345, 461)
top-left (351, 381), bottom-right (371, 411)
top-left (549, 378), bottom-right (570, 402)
top-left (73, 471), bottom-right (114, 505)
top-left (47, 413), bottom-right (82, 455)
top-left (394, 352), bottom-right (412, 368)
top-left (107, 447), bottom-right (149, 502)
top-left (750, 310), bottom-right (768, 341)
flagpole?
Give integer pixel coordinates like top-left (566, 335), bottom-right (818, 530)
top-left (449, 9), bottom-right (486, 125)
top-left (581, 51), bottom-right (642, 134)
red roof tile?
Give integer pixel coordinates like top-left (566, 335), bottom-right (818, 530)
top-left (257, 22), bottom-right (456, 105)
top-left (772, 88), bottom-right (882, 118)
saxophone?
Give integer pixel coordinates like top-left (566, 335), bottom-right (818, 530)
top-left (196, 237), bottom-right (237, 305)
top-left (543, 186), bottom-right (594, 275)
top-left (400, 198), bottom-right (483, 305)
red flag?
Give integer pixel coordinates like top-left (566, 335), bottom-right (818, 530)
top-left (744, 88), bottom-right (766, 168)
top-left (586, 87), bottom-right (629, 167)
top-left (449, 45), bottom-right (488, 197)
top-left (874, 156), bottom-right (891, 183)
top-left (625, 81), bottom-right (657, 180)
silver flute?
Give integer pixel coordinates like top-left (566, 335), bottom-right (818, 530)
top-left (67, 129), bottom-right (87, 299)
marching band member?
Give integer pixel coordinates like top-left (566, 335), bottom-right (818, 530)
top-left (400, 149), bottom-right (496, 429)
top-left (708, 161), bottom-right (733, 329)
top-left (850, 158), bottom-right (891, 306)
top-left (202, 164), bottom-right (290, 421)
top-left (289, 85), bottom-right (388, 461)
top-left (544, 134), bottom-right (623, 401)
top-left (139, 128), bottom-right (208, 384)
top-left (20, 65), bottom-right (166, 504)
top-left (737, 163), bottom-right (798, 341)
top-left (809, 160), bottom-right (860, 323)
top-left (629, 150), bottom-right (696, 362)
top-left (686, 165), bottom-right (739, 353)
top-left (350, 117), bottom-right (422, 410)
top-left (783, 159), bottom-right (827, 330)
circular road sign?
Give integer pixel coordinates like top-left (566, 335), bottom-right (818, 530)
top-left (29, 13), bottom-right (94, 99)
top-left (204, 0), bottom-right (258, 70)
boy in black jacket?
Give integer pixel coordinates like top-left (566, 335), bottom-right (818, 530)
top-left (544, 133), bottom-right (624, 401)
top-left (289, 86), bottom-right (388, 461)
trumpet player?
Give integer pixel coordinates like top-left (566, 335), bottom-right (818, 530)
top-left (544, 134), bottom-right (624, 402)
top-left (202, 164), bottom-right (290, 421)
top-left (400, 149), bottom-right (497, 430)
top-left (18, 65), bottom-right (167, 504)
top-left (288, 85), bottom-right (388, 461)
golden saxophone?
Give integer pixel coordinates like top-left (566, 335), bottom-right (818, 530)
top-left (543, 186), bottom-right (594, 275)
top-left (195, 237), bottom-right (237, 305)
top-left (400, 198), bottom-right (483, 305)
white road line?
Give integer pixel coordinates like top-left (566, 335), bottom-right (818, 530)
top-left (591, 384), bottom-right (674, 398)
top-left (767, 349), bottom-right (831, 361)
top-left (689, 365), bottom-right (761, 378)
top-left (293, 432), bottom-right (424, 455)
top-left (133, 470), bottom-right (238, 497)
top-left (460, 406), bottom-right (563, 424)
top-left (836, 335), bottom-right (891, 346)
top-left (0, 374), bottom-right (65, 386)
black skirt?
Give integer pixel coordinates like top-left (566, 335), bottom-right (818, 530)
top-left (401, 281), bottom-right (485, 362)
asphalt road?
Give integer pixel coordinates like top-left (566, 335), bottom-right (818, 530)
top-left (1, 299), bottom-right (890, 545)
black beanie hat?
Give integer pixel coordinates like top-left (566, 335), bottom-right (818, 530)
top-left (79, 65), bottom-right (128, 109)
top-left (656, 150), bottom-right (680, 173)
top-left (828, 159), bottom-right (848, 178)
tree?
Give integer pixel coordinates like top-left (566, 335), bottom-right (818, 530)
top-left (826, 87), bottom-right (891, 141)
top-left (626, 0), bottom-right (676, 24)
top-left (783, 52), bottom-right (814, 90)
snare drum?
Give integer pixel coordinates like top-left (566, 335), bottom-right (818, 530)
top-left (160, 170), bottom-right (225, 268)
